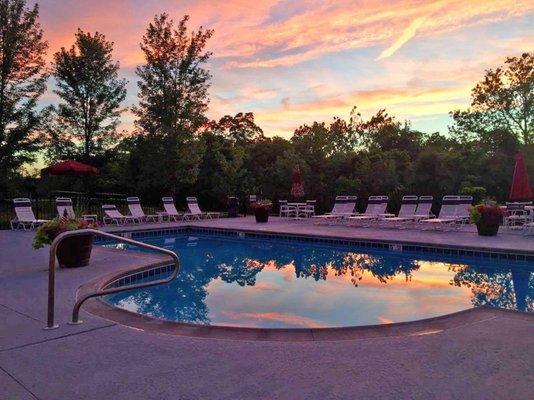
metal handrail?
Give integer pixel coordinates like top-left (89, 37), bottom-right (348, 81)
top-left (45, 229), bottom-right (180, 329)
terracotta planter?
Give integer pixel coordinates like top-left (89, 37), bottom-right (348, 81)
top-left (254, 208), bottom-right (270, 223)
top-left (476, 221), bottom-right (499, 236)
top-left (57, 235), bottom-right (93, 268)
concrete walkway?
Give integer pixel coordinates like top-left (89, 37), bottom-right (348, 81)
top-left (1, 227), bottom-right (533, 400)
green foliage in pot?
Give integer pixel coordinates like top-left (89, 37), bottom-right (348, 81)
top-left (33, 218), bottom-right (95, 250)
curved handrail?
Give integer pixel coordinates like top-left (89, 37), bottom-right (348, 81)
top-left (46, 229), bottom-right (180, 329)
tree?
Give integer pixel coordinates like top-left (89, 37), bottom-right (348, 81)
top-left (45, 30), bottom-right (127, 162)
top-left (208, 112), bottom-right (264, 144)
top-left (133, 13), bottom-right (213, 137)
top-left (132, 13), bottom-right (213, 193)
top-left (451, 52), bottom-right (533, 144)
top-left (0, 0), bottom-right (47, 188)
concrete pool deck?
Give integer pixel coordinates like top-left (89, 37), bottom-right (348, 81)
top-left (1, 221), bottom-right (533, 399)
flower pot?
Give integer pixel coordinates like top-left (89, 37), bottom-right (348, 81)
top-left (476, 221), bottom-right (499, 236)
top-left (56, 235), bottom-right (93, 268)
top-left (254, 208), bottom-right (270, 223)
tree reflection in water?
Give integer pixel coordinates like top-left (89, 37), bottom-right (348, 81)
top-left (449, 264), bottom-right (533, 312)
top-left (110, 236), bottom-right (534, 325)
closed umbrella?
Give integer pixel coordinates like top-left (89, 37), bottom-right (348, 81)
top-left (509, 151), bottom-right (532, 201)
top-left (290, 165), bottom-right (304, 199)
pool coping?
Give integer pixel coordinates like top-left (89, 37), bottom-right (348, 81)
top-left (81, 227), bottom-right (534, 341)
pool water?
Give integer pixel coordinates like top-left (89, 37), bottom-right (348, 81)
top-left (105, 233), bottom-right (534, 329)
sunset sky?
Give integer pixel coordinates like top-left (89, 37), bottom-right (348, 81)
top-left (38, 0), bottom-right (534, 137)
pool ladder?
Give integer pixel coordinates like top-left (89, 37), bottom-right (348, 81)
top-left (45, 229), bottom-right (180, 330)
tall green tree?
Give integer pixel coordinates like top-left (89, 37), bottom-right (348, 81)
top-left (45, 30), bottom-right (127, 162)
top-left (0, 0), bottom-right (47, 189)
top-left (208, 112), bottom-right (264, 144)
top-left (451, 52), bottom-right (533, 145)
top-left (132, 13), bottom-right (213, 193)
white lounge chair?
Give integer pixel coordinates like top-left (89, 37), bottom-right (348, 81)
top-left (454, 195), bottom-right (473, 226)
top-left (379, 195), bottom-right (418, 227)
top-left (419, 195), bottom-right (470, 230)
top-left (127, 197), bottom-right (158, 223)
top-left (347, 196), bottom-right (389, 225)
top-left (10, 198), bottom-right (49, 230)
top-left (102, 204), bottom-right (139, 225)
top-left (56, 197), bottom-right (97, 222)
top-left (412, 196), bottom-right (434, 221)
top-left (161, 197), bottom-right (184, 221)
top-left (381, 196), bottom-right (435, 228)
top-left (184, 197), bottom-right (221, 220)
top-left (312, 196), bottom-right (355, 222)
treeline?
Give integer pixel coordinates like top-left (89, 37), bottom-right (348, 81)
top-left (0, 0), bottom-right (532, 212)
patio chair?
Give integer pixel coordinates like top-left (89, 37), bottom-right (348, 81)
top-left (102, 204), bottom-right (139, 225)
top-left (56, 197), bottom-right (97, 222)
top-left (419, 195), bottom-right (464, 229)
top-left (347, 196), bottom-right (389, 225)
top-left (279, 200), bottom-right (297, 218)
top-left (298, 200), bottom-right (317, 218)
top-left (504, 202), bottom-right (531, 228)
top-left (312, 196), bottom-right (352, 222)
top-left (162, 197), bottom-right (184, 222)
top-left (184, 197), bottom-right (221, 220)
top-left (10, 198), bottom-right (49, 230)
top-left (127, 197), bottom-right (158, 223)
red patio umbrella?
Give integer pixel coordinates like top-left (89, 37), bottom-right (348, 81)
top-left (290, 165), bottom-right (305, 198)
top-left (509, 151), bottom-right (532, 201)
top-left (41, 160), bottom-right (98, 176)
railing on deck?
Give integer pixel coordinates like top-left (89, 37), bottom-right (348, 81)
top-left (45, 229), bottom-right (180, 329)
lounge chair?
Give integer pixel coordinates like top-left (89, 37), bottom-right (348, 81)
top-left (312, 196), bottom-right (355, 222)
top-left (161, 197), bottom-right (184, 221)
top-left (380, 196), bottom-right (435, 228)
top-left (127, 197), bottom-right (158, 223)
top-left (10, 198), bottom-right (49, 230)
top-left (379, 195), bottom-right (418, 227)
top-left (412, 196), bottom-right (434, 221)
top-left (454, 195), bottom-right (473, 226)
top-left (419, 195), bottom-right (470, 230)
top-left (102, 204), bottom-right (139, 225)
top-left (56, 197), bottom-right (97, 222)
top-left (347, 196), bottom-right (389, 225)
top-left (184, 197), bottom-right (221, 220)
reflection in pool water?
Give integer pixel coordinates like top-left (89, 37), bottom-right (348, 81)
top-left (106, 234), bottom-right (533, 328)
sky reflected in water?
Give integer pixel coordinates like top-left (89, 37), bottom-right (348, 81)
top-left (106, 234), bottom-right (534, 328)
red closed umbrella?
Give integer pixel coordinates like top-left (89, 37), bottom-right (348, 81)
top-left (509, 151), bottom-right (532, 201)
top-left (41, 160), bottom-right (98, 176)
top-left (290, 165), bottom-right (305, 198)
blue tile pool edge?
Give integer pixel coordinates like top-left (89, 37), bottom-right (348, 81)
top-left (94, 225), bottom-right (534, 262)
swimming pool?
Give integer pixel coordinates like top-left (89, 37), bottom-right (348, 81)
top-left (105, 232), bottom-right (533, 329)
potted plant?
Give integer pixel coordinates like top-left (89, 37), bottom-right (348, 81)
top-left (33, 217), bottom-right (96, 268)
top-left (469, 203), bottom-right (503, 236)
top-left (251, 200), bottom-right (272, 223)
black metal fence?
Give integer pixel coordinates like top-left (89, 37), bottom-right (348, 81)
top-left (0, 191), bottom-right (164, 230)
